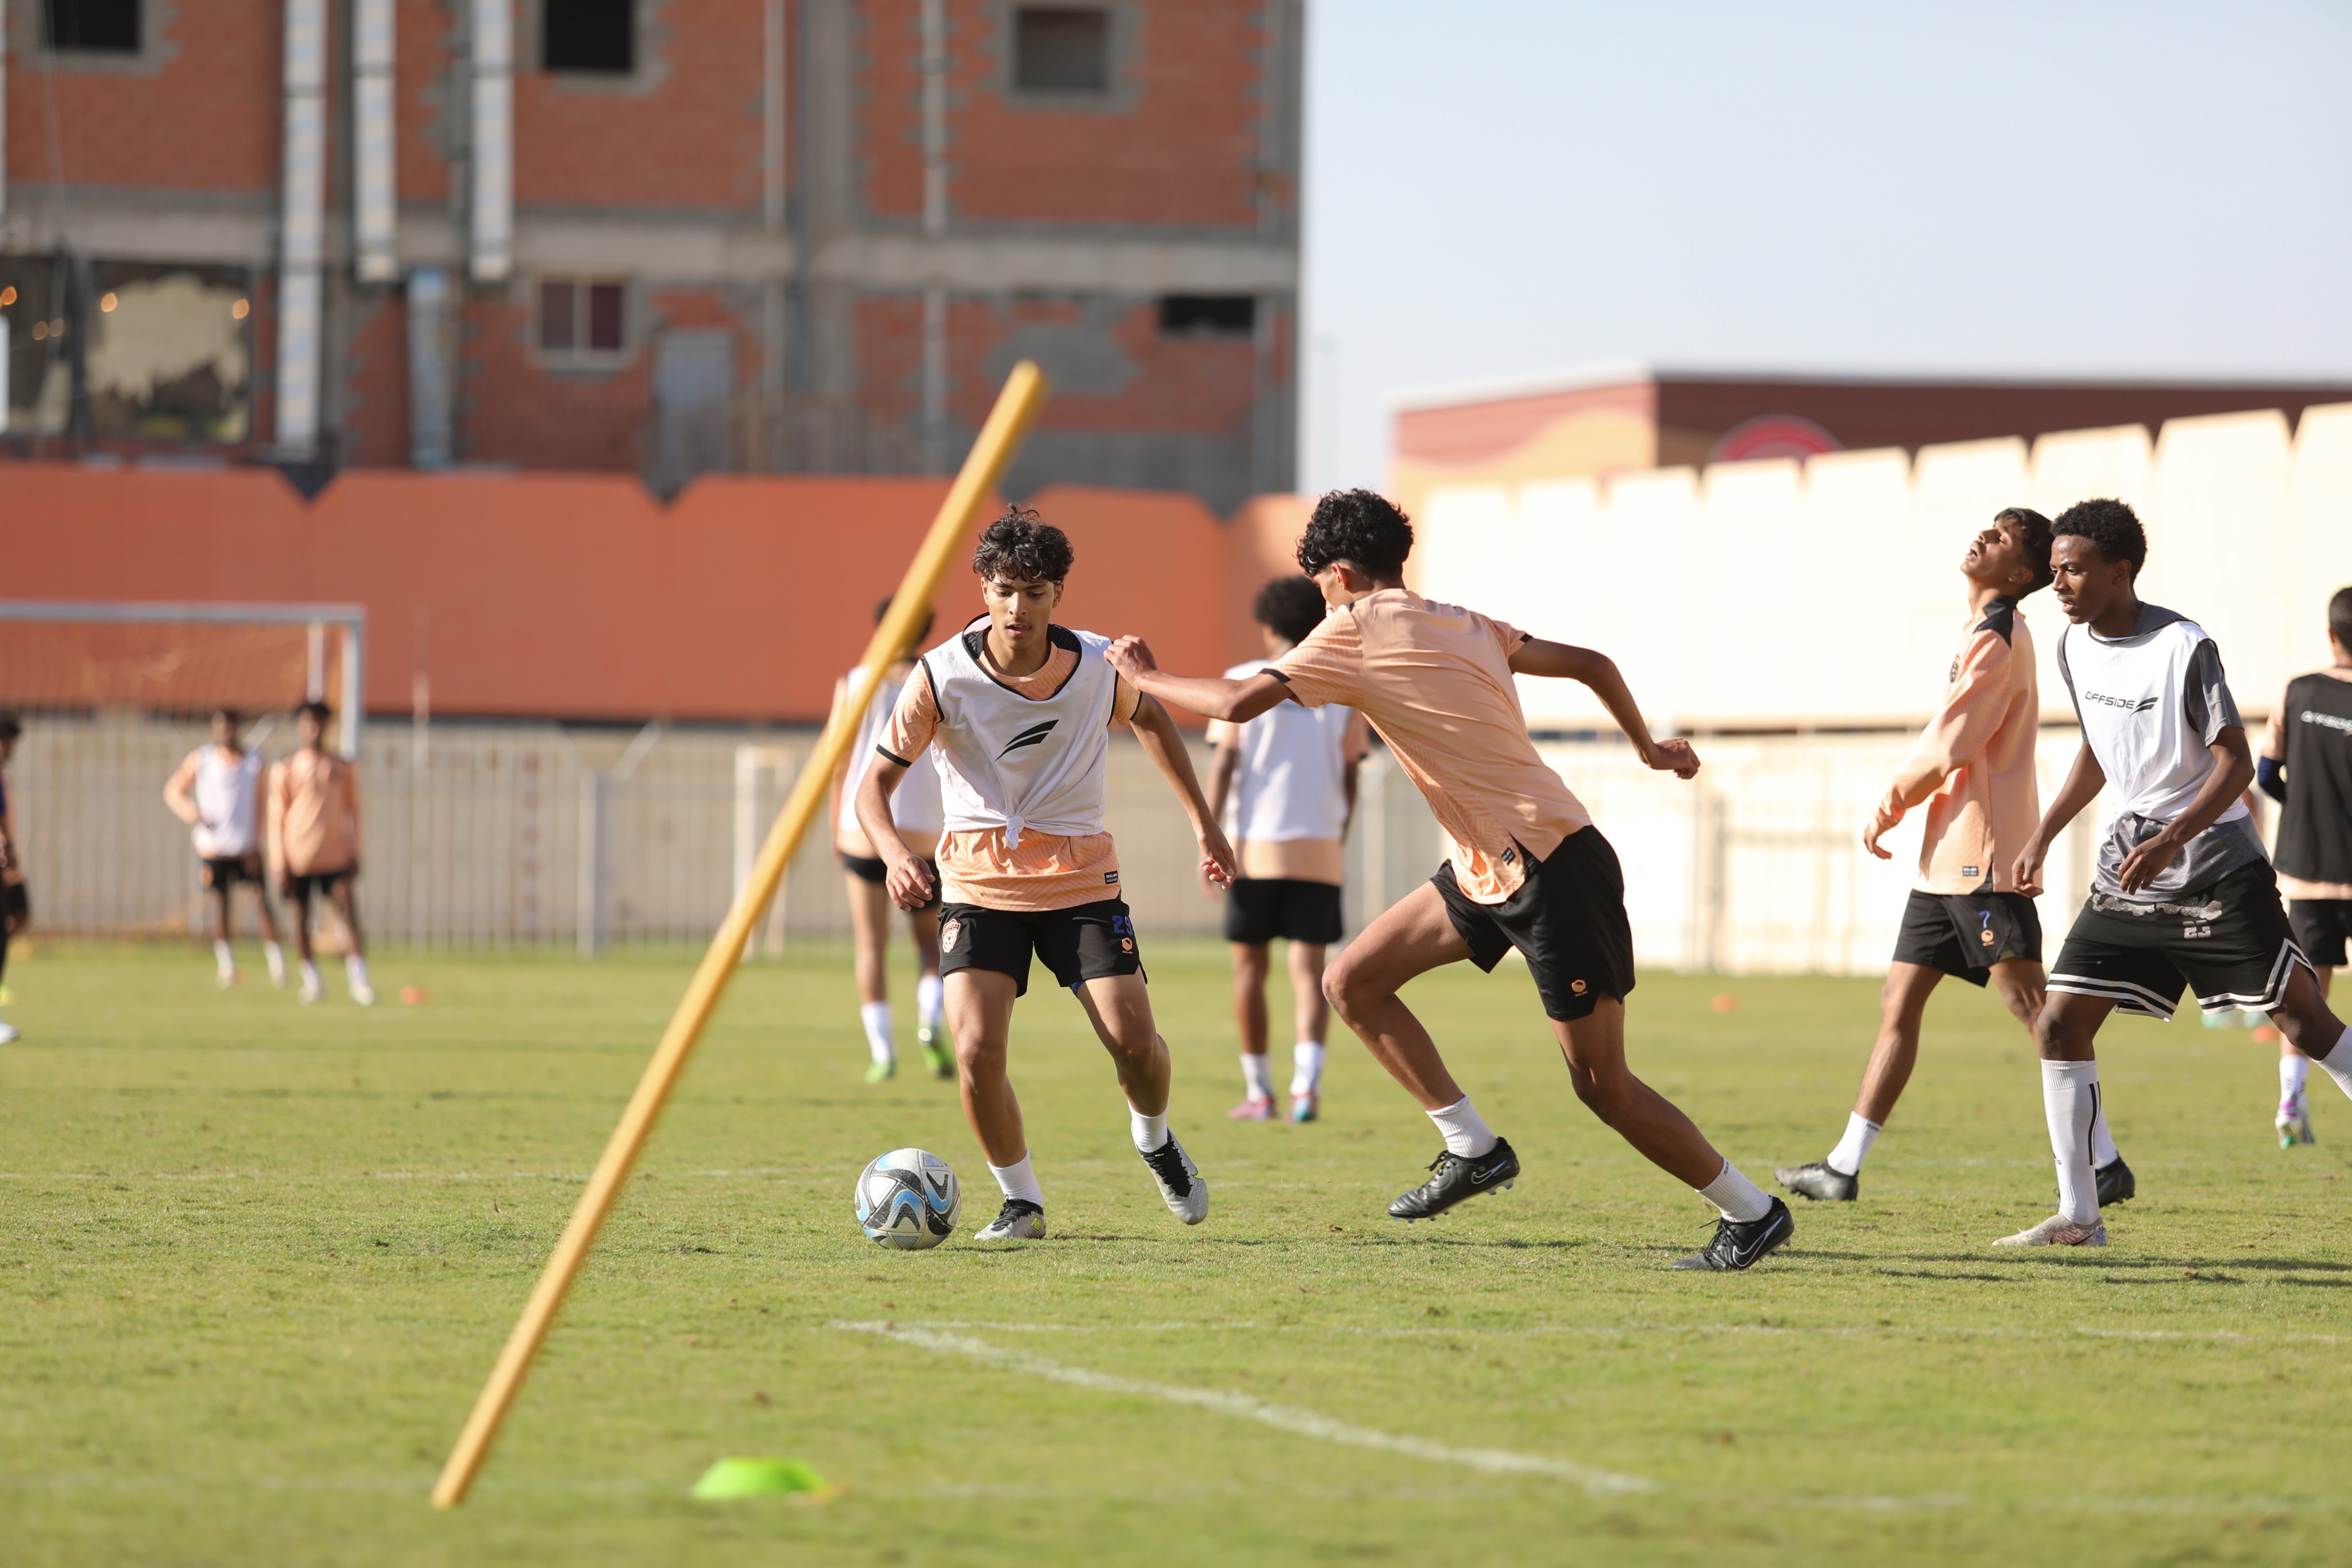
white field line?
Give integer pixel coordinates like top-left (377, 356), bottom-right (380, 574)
top-left (844, 1317), bottom-right (2352, 1348)
top-left (835, 1319), bottom-right (1655, 1496)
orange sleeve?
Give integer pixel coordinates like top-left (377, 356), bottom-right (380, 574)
top-left (1342, 708), bottom-right (1373, 763)
top-left (1270, 612), bottom-right (1364, 709)
top-left (878, 664), bottom-right (941, 764)
top-left (1882, 631), bottom-right (2015, 821)
top-left (1484, 615), bottom-right (1529, 658)
top-left (1111, 673), bottom-right (1144, 727)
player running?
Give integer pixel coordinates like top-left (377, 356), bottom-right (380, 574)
top-left (1110, 489), bottom-right (1794, 1272)
top-left (0, 711), bottom-right (22, 1043)
top-left (165, 708), bottom-right (288, 990)
top-left (2000, 500), bottom-right (2352, 1248)
top-left (2257, 585), bottom-right (2352, 1148)
top-left (267, 701), bottom-right (374, 1007)
top-left (1776, 509), bottom-right (2134, 1206)
top-left (855, 508), bottom-right (1237, 1243)
top-left (1206, 576), bottom-right (1369, 1123)
top-left (829, 601), bottom-right (950, 1083)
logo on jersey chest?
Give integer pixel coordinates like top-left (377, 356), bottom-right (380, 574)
top-left (997, 719), bottom-right (1059, 759)
top-left (2081, 690), bottom-right (2159, 713)
top-left (2301, 709), bottom-right (2352, 736)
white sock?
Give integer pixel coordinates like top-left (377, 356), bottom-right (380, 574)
top-left (213, 939), bottom-right (235, 976)
top-left (2088, 1095), bottom-right (2120, 1169)
top-left (2282, 1051), bottom-right (2311, 1103)
top-left (1130, 1106), bottom-right (1170, 1153)
top-left (1698, 1157), bottom-right (1774, 1222)
top-left (262, 941), bottom-right (285, 983)
top-left (2042, 1059), bottom-right (2102, 1225)
top-left (300, 959), bottom-right (322, 991)
top-left (1426, 1094), bottom-right (1497, 1158)
top-left (917, 973), bottom-right (944, 1030)
top-left (1824, 1112), bottom-right (1880, 1177)
top-left (344, 953), bottom-right (370, 991)
top-left (2311, 1026), bottom-right (2352, 1102)
top-left (1239, 1052), bottom-right (1273, 1100)
top-left (988, 1154), bottom-right (1044, 1207)
top-left (1291, 1041), bottom-right (1326, 1097)
top-left (859, 1001), bottom-right (894, 1065)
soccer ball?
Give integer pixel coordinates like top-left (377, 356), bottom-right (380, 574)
top-left (854, 1148), bottom-right (961, 1250)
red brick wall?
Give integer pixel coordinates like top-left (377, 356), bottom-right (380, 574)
top-left (341, 291), bottom-right (411, 468)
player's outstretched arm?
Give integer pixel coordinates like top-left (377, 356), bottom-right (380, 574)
top-left (163, 752), bottom-right (204, 828)
top-left (1106, 636), bottom-right (1292, 724)
top-left (1129, 693), bottom-right (1238, 888)
top-left (2115, 727), bottom-right (2256, 894)
top-left (1867, 635), bottom-right (2015, 859)
top-left (1509, 638), bottom-right (1698, 779)
top-left (852, 754), bottom-right (934, 911)
top-left (2013, 741), bottom-right (2107, 895)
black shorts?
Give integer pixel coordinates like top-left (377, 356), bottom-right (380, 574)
top-left (202, 855), bottom-right (263, 891)
top-left (937, 898), bottom-right (1144, 998)
top-left (2289, 899), bottom-right (2352, 968)
top-left (1433, 827), bottom-right (1635, 1022)
top-left (2049, 859), bottom-right (2312, 1021)
top-left (1223, 878), bottom-right (1343, 946)
top-left (842, 852), bottom-right (943, 911)
top-left (1891, 889), bottom-right (2043, 985)
top-left (2, 880), bottom-right (26, 925)
top-left (284, 866), bottom-right (356, 901)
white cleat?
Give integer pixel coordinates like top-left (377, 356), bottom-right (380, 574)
top-left (1994, 1212), bottom-right (2106, 1248)
top-left (1140, 1131), bottom-right (1210, 1225)
top-left (973, 1199), bottom-right (1046, 1241)
top-left (217, 967), bottom-right (240, 990)
top-left (350, 982), bottom-right (378, 1007)
top-left (299, 976), bottom-right (324, 1005)
top-left (2277, 1098), bottom-right (2315, 1149)
top-left (0, 1019), bottom-right (18, 1045)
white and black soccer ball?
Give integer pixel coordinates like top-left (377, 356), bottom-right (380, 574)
top-left (854, 1147), bottom-right (961, 1250)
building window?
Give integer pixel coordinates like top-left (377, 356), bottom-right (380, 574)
top-left (543, 0), bottom-right (633, 75)
top-left (538, 277), bottom-right (627, 360)
top-left (1013, 6), bottom-right (1109, 94)
top-left (1159, 295), bottom-right (1256, 339)
top-left (45, 0), bottom-right (141, 53)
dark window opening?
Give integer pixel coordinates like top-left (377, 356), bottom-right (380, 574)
top-left (45, 0), bottom-right (141, 53)
top-left (543, 0), bottom-right (634, 75)
top-left (1013, 7), bottom-right (1109, 94)
top-left (1159, 295), bottom-right (1256, 339)
top-left (538, 277), bottom-right (626, 357)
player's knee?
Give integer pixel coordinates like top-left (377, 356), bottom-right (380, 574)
top-left (2030, 1009), bottom-right (2076, 1059)
top-left (1322, 955), bottom-right (1370, 1018)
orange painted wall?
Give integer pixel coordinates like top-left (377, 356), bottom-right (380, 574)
top-left (0, 467), bottom-right (1260, 725)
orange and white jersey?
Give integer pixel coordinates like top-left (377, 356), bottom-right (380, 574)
top-left (269, 750), bottom-right (362, 875)
top-left (1885, 597), bottom-right (2041, 894)
top-left (835, 662), bottom-right (942, 840)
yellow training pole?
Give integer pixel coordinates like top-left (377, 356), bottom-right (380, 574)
top-left (431, 361), bottom-right (1052, 1509)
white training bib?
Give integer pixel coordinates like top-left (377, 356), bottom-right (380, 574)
top-left (922, 620), bottom-right (1117, 848)
top-left (2061, 610), bottom-right (2249, 829)
top-left (1221, 658), bottom-right (1355, 844)
top-left (191, 745), bottom-right (264, 858)
top-left (840, 663), bottom-right (943, 837)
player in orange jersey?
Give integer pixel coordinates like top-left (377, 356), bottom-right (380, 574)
top-left (268, 701), bottom-right (373, 1006)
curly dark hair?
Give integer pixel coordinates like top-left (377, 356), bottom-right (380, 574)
top-left (2051, 498), bottom-right (2147, 579)
top-left (295, 700), bottom-right (333, 726)
top-left (1993, 506), bottom-right (2056, 596)
top-left (1253, 576), bottom-right (1327, 647)
top-left (2331, 585), bottom-right (2352, 652)
top-left (972, 506), bottom-right (1074, 584)
top-left (1296, 489), bottom-right (1412, 580)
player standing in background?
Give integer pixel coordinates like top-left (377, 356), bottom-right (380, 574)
top-left (1206, 577), bottom-right (1369, 1123)
top-left (165, 709), bottom-right (287, 990)
top-left (1777, 509), bottom-right (2134, 1206)
top-left (2002, 500), bottom-right (2351, 1247)
top-left (857, 509), bottom-right (1237, 1242)
top-left (268, 701), bottom-right (374, 1007)
top-left (0, 712), bottom-right (23, 1043)
top-left (829, 602), bottom-right (951, 1083)
top-left (1110, 489), bottom-right (1795, 1271)
top-left (2257, 585), bottom-right (2352, 1147)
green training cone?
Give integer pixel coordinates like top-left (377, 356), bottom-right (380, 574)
top-left (690, 1457), bottom-right (828, 1500)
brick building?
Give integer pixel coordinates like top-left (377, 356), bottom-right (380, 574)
top-left (0, 0), bottom-right (1301, 508)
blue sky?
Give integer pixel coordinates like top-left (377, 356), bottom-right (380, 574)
top-left (1296, 1), bottom-right (2352, 489)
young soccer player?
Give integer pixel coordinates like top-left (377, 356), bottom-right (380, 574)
top-left (2001, 500), bottom-right (2351, 1247)
top-left (1206, 576), bottom-right (1370, 1123)
top-left (856, 508), bottom-right (1237, 1242)
top-left (165, 708), bottom-right (288, 990)
top-left (2257, 584), bottom-right (2352, 1146)
top-left (1776, 509), bottom-right (2134, 1206)
top-left (829, 601), bottom-right (950, 1083)
top-left (0, 711), bottom-right (22, 1043)
top-left (1109, 489), bottom-right (1795, 1271)
top-left (268, 701), bottom-right (374, 1007)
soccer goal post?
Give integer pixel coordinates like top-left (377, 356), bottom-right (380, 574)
top-left (0, 600), bottom-right (367, 759)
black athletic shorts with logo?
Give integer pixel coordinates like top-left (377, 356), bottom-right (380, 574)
top-left (1223, 877), bottom-right (1343, 946)
top-left (841, 851), bottom-right (943, 911)
top-left (1891, 889), bottom-right (2042, 985)
top-left (202, 854), bottom-right (263, 890)
top-left (2289, 900), bottom-right (2352, 968)
top-left (2049, 859), bottom-right (2311, 1021)
top-left (937, 897), bottom-right (1143, 998)
top-left (1432, 827), bottom-right (1635, 1022)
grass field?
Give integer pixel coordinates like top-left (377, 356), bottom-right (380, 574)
top-left (3, 935), bottom-right (2349, 1566)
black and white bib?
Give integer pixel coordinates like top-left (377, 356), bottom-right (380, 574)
top-left (921, 621), bottom-right (1117, 848)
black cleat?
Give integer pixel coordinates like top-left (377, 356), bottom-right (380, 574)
top-left (1671, 1195), bottom-right (1795, 1271)
top-left (1388, 1137), bottom-right (1520, 1221)
top-left (1774, 1160), bottom-right (1857, 1202)
top-left (973, 1198), bottom-right (1045, 1241)
top-left (2095, 1155), bottom-right (2135, 1207)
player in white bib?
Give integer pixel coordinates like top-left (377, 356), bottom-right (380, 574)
top-left (2002, 500), bottom-right (2352, 1246)
top-left (1207, 577), bottom-right (1369, 1123)
top-left (164, 709), bottom-right (287, 989)
top-left (828, 602), bottom-right (950, 1082)
top-left (856, 509), bottom-right (1237, 1242)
